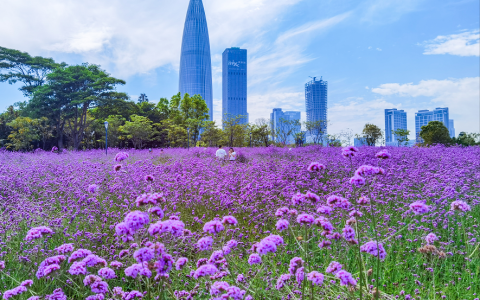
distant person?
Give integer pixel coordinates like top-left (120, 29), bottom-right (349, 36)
top-left (228, 148), bottom-right (237, 161)
top-left (216, 145), bottom-right (227, 160)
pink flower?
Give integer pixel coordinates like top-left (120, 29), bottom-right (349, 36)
top-left (307, 162), bottom-right (326, 172)
top-left (175, 257), bottom-right (188, 270)
top-left (450, 200), bottom-right (471, 212)
top-left (307, 271), bottom-right (324, 286)
top-left (425, 233), bottom-right (439, 244)
top-left (144, 175), bottom-right (154, 182)
top-left (304, 191), bottom-right (321, 204)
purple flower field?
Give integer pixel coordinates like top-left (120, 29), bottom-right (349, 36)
top-left (0, 146), bottom-right (479, 300)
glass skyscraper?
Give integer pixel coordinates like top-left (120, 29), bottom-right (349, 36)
top-left (305, 77), bottom-right (327, 134)
top-left (179, 0), bottom-right (213, 121)
top-left (449, 119), bottom-right (455, 138)
top-left (222, 47), bottom-right (247, 125)
top-left (270, 108), bottom-right (301, 143)
top-left (415, 107), bottom-right (450, 142)
top-left (385, 108), bottom-right (407, 145)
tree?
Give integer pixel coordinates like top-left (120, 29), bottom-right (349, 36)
top-left (452, 132), bottom-right (480, 146)
top-left (104, 115), bottom-right (126, 148)
top-left (180, 94), bottom-right (210, 146)
top-left (419, 121), bottom-right (451, 146)
top-left (0, 105), bottom-right (21, 146)
top-left (6, 117), bottom-right (39, 150)
top-left (201, 121), bottom-right (223, 147)
top-left (393, 128), bottom-right (410, 146)
top-left (362, 123), bottom-right (383, 146)
top-left (223, 115), bottom-right (246, 147)
top-left (119, 115), bottom-right (155, 149)
top-left (251, 118), bottom-right (271, 147)
top-left (29, 64), bottom-right (128, 149)
top-left (0, 46), bottom-right (65, 97)
top-left (305, 120), bottom-right (327, 145)
top-left (275, 118), bottom-right (295, 144)
top-left (34, 117), bottom-right (53, 150)
top-left (289, 119), bottom-right (303, 146)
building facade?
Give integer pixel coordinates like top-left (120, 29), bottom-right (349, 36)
top-left (449, 119), bottom-right (455, 138)
top-left (385, 108), bottom-right (407, 145)
top-left (354, 137), bottom-right (367, 147)
top-left (415, 107), bottom-right (450, 142)
top-left (305, 77), bottom-right (328, 134)
top-left (222, 47), bottom-right (247, 126)
top-left (179, 0), bottom-right (213, 121)
top-left (270, 108), bottom-right (301, 144)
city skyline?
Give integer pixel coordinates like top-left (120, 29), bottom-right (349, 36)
top-left (0, 0), bottom-right (478, 140)
top-left (222, 47), bottom-right (248, 126)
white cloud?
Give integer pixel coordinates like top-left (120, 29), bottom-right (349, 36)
top-left (376, 48), bottom-right (382, 51)
top-left (360, 0), bottom-right (423, 24)
top-left (423, 30), bottom-right (480, 57)
top-left (372, 77), bottom-right (480, 133)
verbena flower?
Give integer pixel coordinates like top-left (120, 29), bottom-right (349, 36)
top-left (291, 192), bottom-right (306, 205)
top-left (307, 271), bottom-right (325, 286)
top-left (123, 291), bottom-right (143, 300)
top-left (342, 225), bottom-right (357, 243)
top-left (450, 200), bottom-right (471, 212)
top-left (114, 152), bottom-right (129, 162)
top-left (98, 267), bottom-right (116, 279)
top-left (425, 233), bottom-right (439, 244)
top-left (148, 206), bottom-right (164, 218)
top-left (248, 253), bottom-right (262, 265)
top-left (45, 288), bottom-right (67, 300)
top-left (124, 211), bottom-right (150, 231)
top-left (2, 286), bottom-right (27, 300)
top-left (90, 281), bottom-right (109, 294)
top-left (175, 257), bottom-right (188, 270)
top-left (409, 201), bottom-right (430, 215)
top-left (69, 261), bottom-right (87, 275)
top-left (357, 196), bottom-right (370, 205)
top-left (376, 149), bottom-right (392, 159)
top-left (307, 162), bottom-right (326, 172)
top-left (275, 207), bottom-right (290, 217)
top-left (341, 146), bottom-right (359, 158)
top-left (25, 226), bottom-right (53, 241)
top-left (125, 263), bottom-right (152, 278)
top-left (193, 264), bottom-right (218, 279)
top-left (317, 205), bottom-right (333, 215)
top-left (288, 257), bottom-right (304, 275)
top-left (295, 267), bottom-right (305, 284)
top-left (203, 220), bottom-right (225, 234)
top-left (349, 175), bottom-right (366, 187)
top-left (20, 280), bottom-right (33, 287)
top-left (196, 236), bottom-right (214, 251)
top-left (222, 216), bottom-right (238, 225)
top-left (144, 175), bottom-right (154, 182)
top-left (336, 270), bottom-right (357, 286)
top-left (55, 243), bottom-right (74, 254)
top-left (326, 261), bottom-right (342, 274)
top-left (87, 184), bottom-right (98, 193)
top-left (154, 253), bottom-right (175, 274)
top-left (360, 241), bottom-right (387, 260)
top-left (314, 217), bottom-right (334, 231)
top-left (210, 281), bottom-right (230, 296)
top-left (296, 213), bottom-right (315, 225)
top-left (83, 275), bottom-right (102, 286)
top-left (304, 191), bottom-right (321, 204)
top-left (275, 219), bottom-right (289, 231)
top-left (110, 261), bottom-right (123, 269)
top-left (275, 274), bottom-right (292, 290)
top-left (133, 247), bottom-right (155, 263)
top-left (82, 255), bottom-right (107, 268)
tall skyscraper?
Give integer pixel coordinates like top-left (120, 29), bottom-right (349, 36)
top-left (222, 47), bottom-right (247, 126)
top-left (449, 119), bottom-right (455, 138)
top-left (270, 108), bottom-right (301, 143)
top-left (415, 107), bottom-right (450, 142)
top-left (305, 77), bottom-right (328, 134)
top-left (179, 0), bottom-right (213, 121)
top-left (385, 108), bottom-right (407, 146)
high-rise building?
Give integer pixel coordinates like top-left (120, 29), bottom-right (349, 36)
top-left (305, 77), bottom-right (327, 134)
top-left (179, 0), bottom-right (213, 121)
top-left (270, 108), bottom-right (301, 143)
top-left (385, 109), bottom-right (407, 146)
top-left (449, 119), bottom-right (455, 138)
top-left (415, 107), bottom-right (450, 142)
top-left (222, 47), bottom-right (247, 126)
top-left (354, 137), bottom-right (367, 147)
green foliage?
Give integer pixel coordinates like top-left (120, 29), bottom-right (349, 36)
top-left (201, 121), bottom-right (223, 147)
top-left (305, 120), bottom-right (327, 145)
top-left (6, 117), bottom-right (40, 150)
top-left (420, 121), bottom-right (452, 146)
top-left (222, 114), bottom-right (247, 147)
top-left (119, 115), bottom-right (155, 149)
top-left (250, 119), bottom-right (271, 147)
top-left (452, 132), bottom-right (480, 146)
top-left (362, 123), bottom-right (383, 146)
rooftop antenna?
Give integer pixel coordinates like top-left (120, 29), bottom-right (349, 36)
top-left (309, 76), bottom-right (317, 81)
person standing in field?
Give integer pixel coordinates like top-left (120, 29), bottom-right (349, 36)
top-left (228, 148), bottom-right (236, 161)
top-left (216, 145), bottom-right (227, 160)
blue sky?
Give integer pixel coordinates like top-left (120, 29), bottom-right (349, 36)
top-left (1, 0), bottom-right (479, 140)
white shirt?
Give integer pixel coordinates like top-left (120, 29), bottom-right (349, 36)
top-left (229, 152), bottom-right (237, 161)
top-left (216, 149), bottom-right (227, 159)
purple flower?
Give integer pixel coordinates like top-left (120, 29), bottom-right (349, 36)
top-left (124, 211), bottom-right (150, 231)
top-left (304, 191), bottom-right (321, 204)
top-left (123, 291), bottom-right (143, 300)
top-left (349, 175), bottom-right (366, 187)
top-left (45, 288), bottom-right (67, 300)
top-left (55, 243), bottom-right (74, 254)
top-left (125, 263), bottom-right (152, 278)
top-left (25, 226), bottom-right (53, 241)
top-left (314, 217), bottom-right (334, 231)
top-left (114, 152), bottom-right (129, 162)
top-left (318, 240), bottom-right (332, 248)
top-left (295, 267), bottom-right (305, 284)
top-left (133, 247), bottom-right (155, 263)
top-left (85, 295), bottom-right (104, 300)
top-left (226, 239), bottom-right (238, 249)
top-left (20, 280), bottom-right (33, 287)
top-left (450, 200), bottom-right (471, 212)
top-left (360, 241), bottom-right (387, 260)
top-left (376, 149), bottom-right (392, 159)
top-left (148, 206), bottom-right (164, 218)
top-left (0, 261), bottom-right (5, 269)
top-left (263, 235), bottom-right (284, 246)
top-left (425, 233), bottom-right (439, 244)
top-left (110, 261), bottom-right (123, 269)
top-left (341, 146), bottom-right (359, 158)
top-left (197, 236), bottom-right (214, 251)
top-left (275, 274), bottom-right (291, 290)
top-left (291, 192), bottom-right (306, 205)
top-left (82, 255), bottom-right (107, 268)
top-left (355, 165), bottom-right (384, 176)
top-left (256, 240), bottom-right (277, 256)
top-left (276, 219), bottom-right (289, 231)
top-left (326, 261), bottom-right (342, 274)
top-left (27, 297), bottom-right (41, 300)
top-left (336, 270), bottom-right (357, 286)
top-left (154, 253), bottom-right (175, 274)
top-left (2, 286), bottom-right (27, 300)
top-left (222, 215), bottom-right (238, 225)
top-left (237, 274), bottom-right (245, 282)
top-left (409, 201), bottom-right (430, 215)
top-left (87, 184), bottom-right (98, 193)
top-left (83, 275), bottom-right (102, 286)
top-left (296, 213), bottom-right (315, 225)
top-left (113, 164), bottom-right (122, 171)
top-left (193, 264), bottom-right (219, 279)
top-left (210, 281), bottom-right (230, 296)
top-left (275, 207), bottom-right (290, 217)
top-left (98, 267), bottom-right (117, 279)
top-left (288, 257), bottom-right (304, 275)
top-left (357, 196), bottom-right (370, 205)
top-left (248, 253), bottom-right (262, 265)
top-left (51, 146), bottom-right (58, 152)
top-left (317, 205), bottom-right (333, 215)
top-left (307, 162), bottom-right (326, 172)
top-left (203, 220), bottom-right (225, 234)
top-left (145, 175), bottom-right (154, 182)
top-left (307, 271), bottom-right (324, 286)
top-left (91, 281), bottom-right (109, 294)
top-left (175, 257), bottom-right (188, 270)
top-left (342, 225), bottom-right (356, 243)
top-left (69, 261), bottom-right (87, 275)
